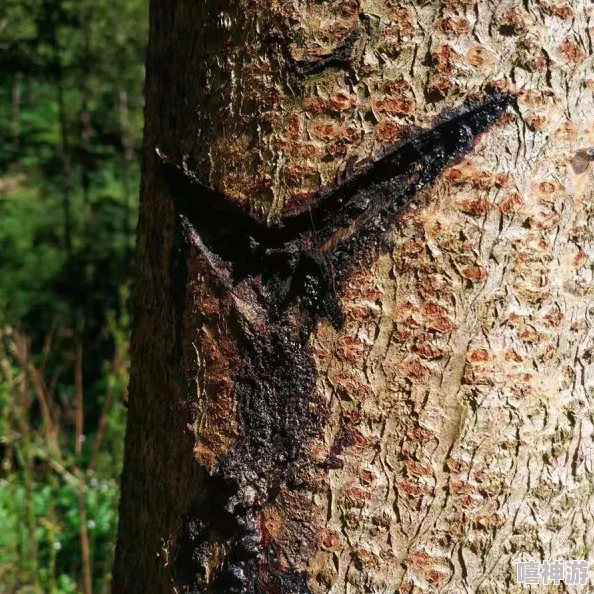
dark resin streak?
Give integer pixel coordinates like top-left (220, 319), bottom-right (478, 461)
top-left (167, 92), bottom-right (512, 594)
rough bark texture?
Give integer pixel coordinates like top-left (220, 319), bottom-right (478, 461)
top-left (113, 1), bottom-right (594, 593)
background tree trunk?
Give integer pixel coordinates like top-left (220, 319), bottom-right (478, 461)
top-left (113, 1), bottom-right (594, 593)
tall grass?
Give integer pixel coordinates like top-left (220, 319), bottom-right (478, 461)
top-left (0, 305), bottom-right (129, 594)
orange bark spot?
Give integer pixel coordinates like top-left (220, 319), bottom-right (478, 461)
top-left (439, 17), bottom-right (470, 34)
top-left (427, 44), bottom-right (461, 98)
top-left (569, 226), bottom-right (586, 241)
top-left (282, 141), bottom-right (318, 160)
top-left (459, 495), bottom-right (479, 509)
top-left (422, 302), bottom-right (448, 318)
top-left (386, 5), bottom-right (416, 37)
top-left (451, 480), bottom-right (474, 495)
top-left (404, 359), bottom-right (430, 382)
top-left (303, 93), bottom-right (357, 114)
top-left (408, 551), bottom-right (434, 569)
top-left (344, 486), bottom-right (370, 505)
top-left (474, 514), bottom-right (506, 530)
top-left (355, 547), bottom-right (380, 569)
top-left (359, 468), bottom-right (377, 484)
top-left (528, 211), bottom-right (561, 231)
top-left (467, 46), bottom-right (496, 68)
top-left (518, 89), bottom-right (555, 109)
top-left (425, 313), bottom-right (456, 334)
top-left (505, 349), bottom-right (525, 363)
top-left (286, 191), bottom-right (317, 209)
top-left (536, 180), bottom-right (561, 195)
top-left (446, 458), bottom-right (470, 473)
top-left (319, 529), bottom-right (343, 551)
top-left (333, 376), bottom-right (374, 402)
top-left (541, 309), bottom-right (563, 327)
top-left (463, 364), bottom-right (494, 386)
top-left (375, 97), bottom-right (416, 117)
top-left (311, 121), bottom-right (342, 141)
top-left (560, 38), bottom-right (586, 64)
top-left (336, 336), bottom-right (371, 363)
top-left (400, 238), bottom-right (425, 256)
top-left (458, 197), bottom-right (491, 216)
top-left (284, 113), bottom-right (303, 139)
top-left (283, 163), bottom-right (319, 185)
top-left (398, 479), bottom-right (427, 497)
top-left (342, 409), bottom-right (364, 425)
top-left (574, 250), bottom-right (588, 267)
top-left (392, 330), bottom-right (413, 343)
top-left (326, 140), bottom-right (347, 159)
top-left (468, 348), bottom-right (492, 363)
top-left (540, 1), bottom-right (573, 19)
top-left (425, 569), bottom-right (448, 586)
top-left (432, 44), bottom-right (460, 73)
top-left (415, 343), bottom-right (444, 360)
top-left (407, 460), bottom-right (433, 477)
top-left (446, 163), bottom-right (503, 190)
top-left (408, 427), bottom-right (437, 441)
top-left (461, 265), bottom-right (488, 283)
top-left (376, 120), bottom-right (406, 143)
top-left (498, 8), bottom-right (531, 34)
top-left (525, 114), bottom-right (549, 131)
top-left (500, 191), bottom-right (524, 215)
top-left (350, 429), bottom-right (376, 450)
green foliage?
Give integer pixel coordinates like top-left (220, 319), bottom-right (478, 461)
top-left (0, 0), bottom-right (147, 591)
top-left (0, 187), bottom-right (67, 322)
top-left (0, 317), bottom-right (132, 594)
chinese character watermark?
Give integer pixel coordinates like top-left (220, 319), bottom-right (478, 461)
top-left (542, 561), bottom-right (564, 586)
top-left (517, 561), bottom-right (541, 585)
top-left (567, 561), bottom-right (590, 586)
top-left (516, 560), bottom-right (590, 587)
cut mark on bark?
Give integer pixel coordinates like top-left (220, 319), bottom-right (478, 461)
top-left (286, 27), bottom-right (362, 77)
top-left (166, 91), bottom-right (512, 594)
top-left (166, 91), bottom-right (512, 338)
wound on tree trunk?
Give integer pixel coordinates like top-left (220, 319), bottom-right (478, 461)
top-left (164, 92), bottom-right (511, 593)
top-left (113, 1), bottom-right (594, 593)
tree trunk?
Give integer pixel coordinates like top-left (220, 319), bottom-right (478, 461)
top-left (113, 1), bottom-right (594, 593)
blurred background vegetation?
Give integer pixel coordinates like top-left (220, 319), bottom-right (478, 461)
top-left (0, 0), bottom-right (148, 591)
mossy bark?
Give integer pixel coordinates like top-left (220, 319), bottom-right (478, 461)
top-left (113, 1), bottom-right (594, 593)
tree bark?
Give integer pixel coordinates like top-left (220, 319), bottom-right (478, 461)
top-left (113, 1), bottom-right (594, 593)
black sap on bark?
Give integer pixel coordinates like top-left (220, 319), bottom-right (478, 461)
top-left (167, 92), bottom-right (512, 594)
top-left (285, 27), bottom-right (362, 77)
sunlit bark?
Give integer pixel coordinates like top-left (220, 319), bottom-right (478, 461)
top-left (113, 1), bottom-right (594, 593)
